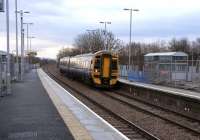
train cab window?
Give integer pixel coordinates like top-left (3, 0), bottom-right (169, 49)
top-left (94, 59), bottom-right (101, 69)
top-left (112, 60), bottom-right (118, 70)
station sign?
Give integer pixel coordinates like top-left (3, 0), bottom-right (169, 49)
top-left (0, 0), bottom-right (4, 12)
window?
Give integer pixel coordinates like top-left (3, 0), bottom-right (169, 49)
top-left (160, 56), bottom-right (171, 62)
top-left (94, 59), bottom-right (100, 69)
top-left (177, 65), bottom-right (187, 72)
top-left (112, 60), bottom-right (118, 70)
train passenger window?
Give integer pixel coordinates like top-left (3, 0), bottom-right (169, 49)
top-left (112, 60), bottom-right (118, 70)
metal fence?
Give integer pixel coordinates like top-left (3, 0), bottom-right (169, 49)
top-left (144, 60), bottom-right (200, 81)
top-left (120, 65), bottom-right (147, 83)
top-left (120, 60), bottom-right (200, 91)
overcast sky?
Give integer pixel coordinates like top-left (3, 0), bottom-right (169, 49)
top-left (1, 0), bottom-right (200, 58)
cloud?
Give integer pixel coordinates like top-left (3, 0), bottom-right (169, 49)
top-left (0, 32), bottom-right (69, 59)
top-left (1, 0), bottom-right (200, 58)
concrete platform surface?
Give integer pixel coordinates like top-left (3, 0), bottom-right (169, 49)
top-left (0, 69), bottom-right (74, 140)
top-left (119, 78), bottom-right (200, 101)
top-left (38, 69), bottom-right (129, 140)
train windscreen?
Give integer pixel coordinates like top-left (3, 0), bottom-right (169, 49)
top-left (112, 60), bottom-right (118, 70)
top-left (94, 59), bottom-right (100, 69)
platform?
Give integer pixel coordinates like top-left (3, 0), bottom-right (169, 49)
top-left (0, 69), bottom-right (74, 140)
top-left (38, 69), bottom-right (129, 140)
top-left (119, 79), bottom-right (200, 101)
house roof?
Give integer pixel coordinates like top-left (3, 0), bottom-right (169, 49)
top-left (144, 52), bottom-right (188, 57)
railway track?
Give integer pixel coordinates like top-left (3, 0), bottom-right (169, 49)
top-left (100, 90), bottom-right (200, 136)
top-left (114, 89), bottom-right (200, 123)
top-left (44, 67), bottom-right (159, 140)
top-left (43, 65), bottom-right (200, 139)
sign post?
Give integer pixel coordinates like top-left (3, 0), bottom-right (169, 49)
top-left (0, 0), bottom-right (4, 12)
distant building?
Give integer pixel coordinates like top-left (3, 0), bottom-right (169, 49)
top-left (144, 52), bottom-right (188, 83)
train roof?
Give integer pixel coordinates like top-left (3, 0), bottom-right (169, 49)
top-left (94, 50), bottom-right (113, 55)
top-left (74, 50), bottom-right (112, 58)
top-left (60, 50), bottom-right (115, 60)
top-left (73, 53), bottom-right (94, 58)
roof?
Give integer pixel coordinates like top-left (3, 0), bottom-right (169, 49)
top-left (74, 53), bottom-right (94, 58)
top-left (60, 50), bottom-right (114, 60)
top-left (94, 50), bottom-right (111, 55)
top-left (0, 50), bottom-right (7, 55)
top-left (144, 52), bottom-right (188, 57)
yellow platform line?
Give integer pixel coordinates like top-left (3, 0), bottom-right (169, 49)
top-left (38, 69), bottom-right (93, 140)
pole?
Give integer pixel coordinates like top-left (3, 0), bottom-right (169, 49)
top-left (30, 37), bottom-right (32, 51)
top-left (26, 24), bottom-right (29, 53)
top-left (20, 11), bottom-right (24, 80)
top-left (26, 24), bottom-right (29, 71)
top-left (124, 8), bottom-right (139, 70)
top-left (100, 22), bottom-right (111, 51)
top-left (6, 0), bottom-right (11, 94)
top-left (191, 45), bottom-right (194, 82)
top-left (88, 33), bottom-right (91, 52)
top-left (104, 23), bottom-right (107, 50)
top-left (22, 28), bottom-right (25, 74)
top-left (129, 9), bottom-right (132, 71)
top-left (29, 37), bottom-right (35, 52)
top-left (24, 23), bottom-right (33, 70)
top-left (15, 0), bottom-right (19, 80)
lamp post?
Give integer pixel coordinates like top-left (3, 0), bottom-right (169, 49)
top-left (17, 10), bottom-right (30, 80)
top-left (86, 29), bottom-right (97, 52)
top-left (5, 0), bottom-right (11, 94)
top-left (27, 36), bottom-right (35, 69)
top-left (99, 21), bottom-right (111, 50)
top-left (15, 0), bottom-right (20, 80)
top-left (28, 36), bottom-right (35, 52)
top-left (23, 23), bottom-right (33, 71)
top-left (23, 23), bottom-right (33, 53)
top-left (123, 8), bottom-right (139, 71)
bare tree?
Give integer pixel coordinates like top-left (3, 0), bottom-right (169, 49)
top-left (74, 29), bottom-right (123, 53)
top-left (57, 48), bottom-right (80, 59)
top-left (168, 38), bottom-right (190, 53)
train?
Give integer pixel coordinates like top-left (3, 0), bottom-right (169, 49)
top-left (58, 50), bottom-right (119, 88)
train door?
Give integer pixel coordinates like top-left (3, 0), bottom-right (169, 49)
top-left (102, 55), bottom-right (111, 78)
top-left (101, 54), bottom-right (111, 85)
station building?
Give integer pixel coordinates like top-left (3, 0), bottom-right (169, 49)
top-left (144, 52), bottom-right (188, 83)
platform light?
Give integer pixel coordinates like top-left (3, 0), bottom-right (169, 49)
top-left (123, 8), bottom-right (139, 71)
top-left (99, 21), bottom-right (112, 51)
top-left (17, 10), bottom-right (31, 80)
top-left (23, 23), bottom-right (34, 52)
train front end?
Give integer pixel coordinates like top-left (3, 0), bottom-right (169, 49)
top-left (92, 51), bottom-right (119, 88)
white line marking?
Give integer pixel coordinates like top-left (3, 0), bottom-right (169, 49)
top-left (119, 79), bottom-right (200, 101)
top-left (39, 69), bottom-right (130, 140)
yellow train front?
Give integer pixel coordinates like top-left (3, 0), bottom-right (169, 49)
top-left (92, 51), bottom-right (119, 87)
top-left (59, 50), bottom-right (119, 88)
